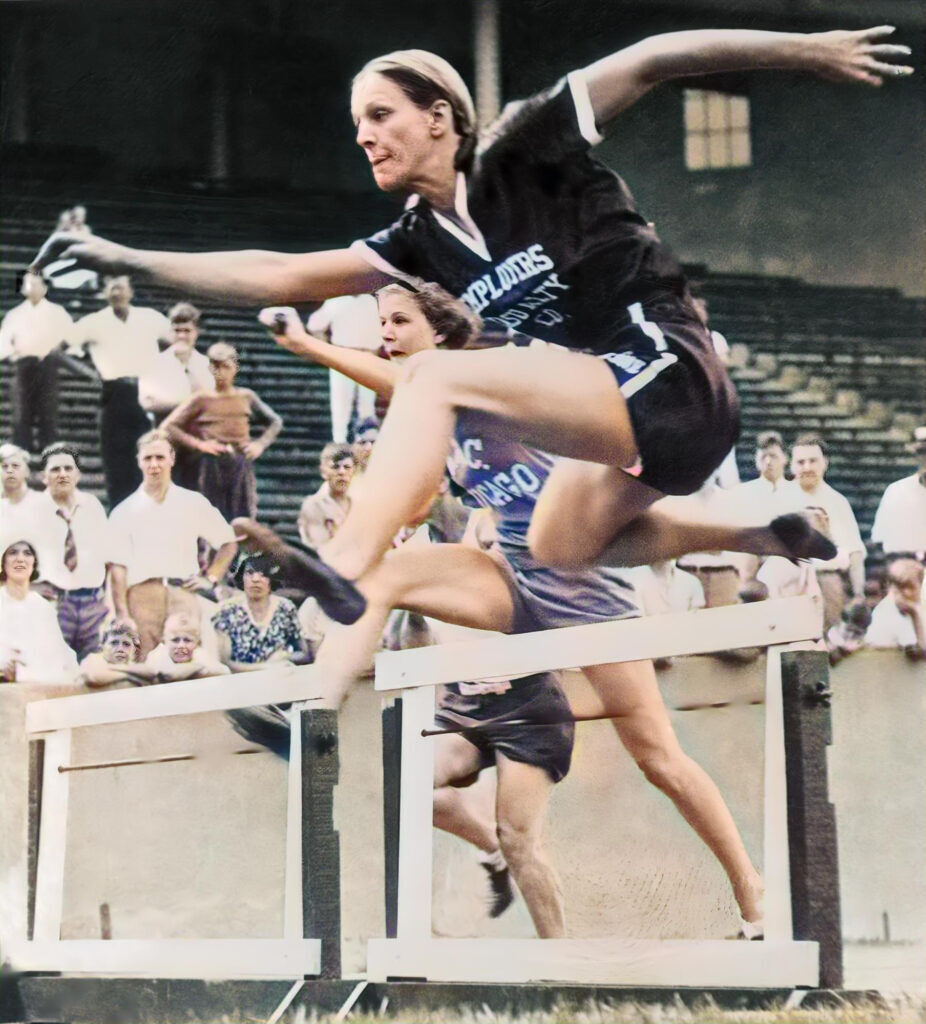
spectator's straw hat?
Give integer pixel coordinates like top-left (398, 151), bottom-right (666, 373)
top-left (906, 425), bottom-right (926, 453)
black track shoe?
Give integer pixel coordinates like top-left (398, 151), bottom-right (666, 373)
top-left (482, 861), bottom-right (515, 918)
top-left (770, 512), bottom-right (837, 562)
top-left (226, 705), bottom-right (292, 760)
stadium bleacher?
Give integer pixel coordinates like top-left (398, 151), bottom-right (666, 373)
top-left (1, 185), bottom-right (923, 548)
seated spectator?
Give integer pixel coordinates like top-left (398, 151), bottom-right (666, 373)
top-left (0, 444), bottom-right (44, 548)
top-left (865, 559), bottom-right (926, 660)
top-left (627, 559), bottom-right (706, 617)
top-left (298, 443), bottom-right (355, 549)
top-left (0, 540), bottom-right (78, 684)
top-left (107, 431), bottom-right (237, 658)
top-left (870, 425), bottom-right (926, 564)
top-left (79, 621), bottom-right (152, 688)
top-left (162, 341), bottom-right (282, 521)
top-left (712, 580), bottom-right (769, 663)
top-left (213, 554), bottom-right (309, 671)
top-left (144, 613), bottom-right (229, 681)
top-left (348, 417), bottom-right (379, 499)
top-left (826, 599), bottom-right (872, 667)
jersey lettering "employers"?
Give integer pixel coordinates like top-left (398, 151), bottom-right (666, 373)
top-left (352, 72), bottom-right (689, 351)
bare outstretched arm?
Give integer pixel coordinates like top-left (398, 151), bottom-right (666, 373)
top-left (258, 306), bottom-right (398, 397)
top-left (584, 25), bottom-right (913, 125)
top-left (30, 236), bottom-right (391, 305)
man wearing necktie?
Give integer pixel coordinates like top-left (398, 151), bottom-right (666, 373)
top-left (32, 443), bottom-right (112, 660)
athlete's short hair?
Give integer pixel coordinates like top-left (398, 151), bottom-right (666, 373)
top-left (377, 282), bottom-right (482, 350)
top-left (353, 50), bottom-right (477, 171)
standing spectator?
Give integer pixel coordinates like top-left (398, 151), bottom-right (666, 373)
top-left (107, 432), bottom-right (237, 658)
top-left (0, 445), bottom-right (44, 549)
top-left (865, 559), bottom-right (926, 659)
top-left (213, 554), bottom-right (309, 672)
top-left (31, 444), bottom-right (111, 660)
top-left (870, 425), bottom-right (926, 564)
top-left (0, 271), bottom-right (72, 453)
top-left (732, 432), bottom-right (804, 513)
top-left (307, 295), bottom-right (382, 443)
top-left (298, 443), bottom-right (355, 549)
top-left (162, 342), bottom-right (282, 521)
top-left (138, 302), bottom-right (213, 488)
top-left (0, 540), bottom-right (79, 684)
top-left (68, 277), bottom-right (170, 508)
top-left (791, 434), bottom-right (865, 630)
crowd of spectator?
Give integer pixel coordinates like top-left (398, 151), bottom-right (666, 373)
top-left (1, 209), bottom-right (924, 690)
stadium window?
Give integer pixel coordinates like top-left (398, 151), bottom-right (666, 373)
top-left (684, 89), bottom-right (751, 171)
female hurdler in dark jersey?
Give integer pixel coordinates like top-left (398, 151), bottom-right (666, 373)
top-left (243, 283), bottom-right (765, 939)
top-left (32, 26), bottom-right (911, 622)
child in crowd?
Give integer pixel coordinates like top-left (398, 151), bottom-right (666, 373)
top-left (79, 621), bottom-right (146, 688)
top-left (144, 612), bottom-right (228, 682)
top-left (826, 599), bottom-right (872, 666)
top-left (865, 559), bottom-right (926, 660)
top-left (162, 341), bottom-right (282, 521)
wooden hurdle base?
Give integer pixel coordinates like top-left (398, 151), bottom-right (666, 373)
top-left (6, 976), bottom-right (887, 1024)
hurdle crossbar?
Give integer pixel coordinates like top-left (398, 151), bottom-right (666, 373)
top-left (25, 663), bottom-right (323, 734)
top-left (374, 596), bottom-right (821, 690)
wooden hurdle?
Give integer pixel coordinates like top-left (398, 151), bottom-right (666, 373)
top-left (8, 664), bottom-right (336, 981)
top-left (370, 596), bottom-right (843, 988)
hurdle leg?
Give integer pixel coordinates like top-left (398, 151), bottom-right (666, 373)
top-left (781, 650), bottom-right (843, 989)
top-left (381, 698), bottom-right (403, 940)
top-left (283, 707), bottom-right (304, 938)
top-left (764, 645), bottom-right (795, 941)
top-left (300, 709), bottom-right (341, 979)
top-left (395, 686), bottom-right (435, 943)
top-left (26, 738), bottom-right (45, 941)
top-left (32, 730), bottom-right (71, 942)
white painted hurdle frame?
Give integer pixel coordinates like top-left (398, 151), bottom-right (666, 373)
top-left (368, 596), bottom-right (823, 987)
top-left (10, 664), bottom-right (326, 979)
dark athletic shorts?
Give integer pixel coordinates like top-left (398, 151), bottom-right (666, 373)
top-left (595, 299), bottom-right (740, 496)
top-left (435, 672), bottom-right (574, 783)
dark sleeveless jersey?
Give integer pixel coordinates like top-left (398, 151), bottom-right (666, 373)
top-left (447, 409), bottom-right (639, 624)
top-left (352, 71), bottom-right (693, 353)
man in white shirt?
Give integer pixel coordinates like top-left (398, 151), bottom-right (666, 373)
top-left (69, 277), bottom-right (171, 507)
top-left (0, 271), bottom-right (72, 453)
top-left (0, 444), bottom-right (46, 551)
top-left (870, 426), bottom-right (926, 564)
top-left (32, 444), bottom-right (112, 660)
top-left (108, 432), bottom-right (237, 657)
top-left (138, 302), bottom-right (213, 488)
top-left (865, 559), bottom-right (925, 659)
top-left (307, 295), bottom-right (382, 443)
top-left (298, 443), bottom-right (355, 549)
top-left (791, 433), bottom-right (865, 630)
